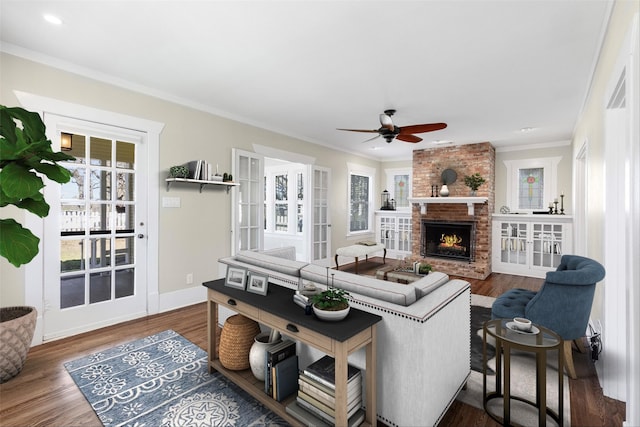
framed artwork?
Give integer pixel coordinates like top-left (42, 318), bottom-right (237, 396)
top-left (247, 272), bottom-right (269, 296)
top-left (225, 266), bottom-right (247, 290)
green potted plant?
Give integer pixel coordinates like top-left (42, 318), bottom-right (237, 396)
top-left (310, 287), bottom-right (350, 321)
top-left (0, 105), bottom-right (74, 383)
top-left (418, 263), bottom-right (432, 275)
top-left (463, 173), bottom-right (486, 196)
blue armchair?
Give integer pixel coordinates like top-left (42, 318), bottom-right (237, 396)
top-left (491, 254), bottom-right (606, 378)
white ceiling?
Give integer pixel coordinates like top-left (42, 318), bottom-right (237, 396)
top-left (0, 1), bottom-right (611, 161)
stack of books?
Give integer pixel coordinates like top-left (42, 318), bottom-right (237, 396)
top-left (286, 355), bottom-right (365, 427)
top-left (264, 340), bottom-right (298, 402)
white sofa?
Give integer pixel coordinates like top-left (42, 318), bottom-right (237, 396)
top-left (219, 247), bottom-right (471, 427)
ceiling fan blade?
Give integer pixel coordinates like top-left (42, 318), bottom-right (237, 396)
top-left (396, 134), bottom-right (422, 143)
top-left (399, 123), bottom-right (447, 134)
top-left (361, 134), bottom-right (381, 143)
top-left (337, 128), bottom-right (379, 133)
top-left (379, 113), bottom-right (394, 131)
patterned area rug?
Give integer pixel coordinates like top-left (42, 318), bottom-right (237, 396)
top-left (64, 330), bottom-right (289, 427)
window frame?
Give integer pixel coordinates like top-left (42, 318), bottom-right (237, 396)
top-left (347, 163), bottom-right (376, 236)
top-left (384, 167), bottom-right (412, 211)
top-left (504, 157), bottom-right (561, 213)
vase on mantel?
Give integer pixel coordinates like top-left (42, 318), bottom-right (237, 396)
top-left (440, 184), bottom-right (450, 197)
top-left (470, 189), bottom-right (477, 196)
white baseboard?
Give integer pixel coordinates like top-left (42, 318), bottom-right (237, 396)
top-left (157, 286), bottom-right (207, 313)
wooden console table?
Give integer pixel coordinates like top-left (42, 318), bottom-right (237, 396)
top-left (203, 279), bottom-right (382, 426)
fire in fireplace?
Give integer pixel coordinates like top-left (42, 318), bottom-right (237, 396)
top-left (421, 220), bottom-right (476, 262)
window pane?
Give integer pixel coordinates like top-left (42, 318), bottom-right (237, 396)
top-left (275, 175), bottom-right (288, 201)
top-left (518, 168), bottom-right (544, 210)
top-left (89, 204), bottom-right (111, 232)
top-left (61, 204), bottom-right (86, 233)
top-left (64, 134), bottom-right (86, 164)
top-left (275, 203), bottom-right (288, 231)
top-left (115, 237), bottom-right (134, 266)
top-left (350, 174), bottom-right (369, 232)
top-left (89, 237), bottom-right (111, 268)
top-left (394, 174), bottom-right (410, 208)
top-left (116, 172), bottom-right (135, 202)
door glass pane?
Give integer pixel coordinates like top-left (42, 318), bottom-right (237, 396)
top-left (90, 170), bottom-right (112, 200)
top-left (61, 204), bottom-right (86, 233)
top-left (65, 134), bottom-right (86, 164)
top-left (90, 271), bottom-right (111, 303)
top-left (115, 268), bottom-right (134, 298)
top-left (61, 238), bottom-right (84, 272)
top-left (116, 140), bottom-right (135, 169)
top-left (61, 275), bottom-right (85, 309)
top-left (115, 206), bottom-right (135, 231)
top-left (89, 237), bottom-right (111, 268)
top-left (61, 167), bottom-right (86, 200)
top-left (115, 237), bottom-right (134, 266)
top-left (90, 137), bottom-right (112, 166)
top-left (90, 204), bottom-right (111, 232)
top-left (117, 172), bottom-right (135, 202)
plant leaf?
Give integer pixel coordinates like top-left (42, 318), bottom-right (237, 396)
top-left (0, 163), bottom-right (44, 199)
top-left (0, 218), bottom-right (40, 267)
top-left (32, 162), bottom-right (72, 183)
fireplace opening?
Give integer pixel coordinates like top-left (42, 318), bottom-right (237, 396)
top-left (421, 220), bottom-right (476, 262)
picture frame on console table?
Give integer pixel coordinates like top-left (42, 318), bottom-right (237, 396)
top-left (247, 272), bottom-right (269, 296)
top-left (225, 266), bottom-right (247, 290)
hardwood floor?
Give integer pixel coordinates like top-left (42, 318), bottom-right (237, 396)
top-left (0, 259), bottom-right (626, 426)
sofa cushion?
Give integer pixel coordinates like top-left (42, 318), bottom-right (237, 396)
top-left (300, 264), bottom-right (417, 306)
top-left (261, 246), bottom-right (297, 261)
top-left (235, 251), bottom-right (306, 277)
top-left (412, 272), bottom-right (450, 298)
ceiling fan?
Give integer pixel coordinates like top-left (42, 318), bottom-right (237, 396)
top-left (337, 109), bottom-right (447, 143)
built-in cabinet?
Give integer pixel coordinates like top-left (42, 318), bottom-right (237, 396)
top-left (375, 211), bottom-right (412, 259)
top-left (492, 214), bottom-right (573, 278)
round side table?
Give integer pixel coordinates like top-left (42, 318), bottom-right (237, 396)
top-left (483, 318), bottom-right (564, 427)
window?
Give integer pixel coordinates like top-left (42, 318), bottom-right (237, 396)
top-left (504, 157), bottom-right (561, 212)
top-left (385, 168), bottom-right (412, 210)
top-left (274, 174), bottom-right (288, 231)
top-left (347, 163), bottom-right (375, 234)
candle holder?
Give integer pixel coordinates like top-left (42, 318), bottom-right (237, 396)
top-left (553, 201), bottom-right (559, 215)
top-left (560, 194), bottom-right (565, 214)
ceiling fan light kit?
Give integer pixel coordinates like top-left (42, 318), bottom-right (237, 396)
top-left (338, 109), bottom-right (447, 144)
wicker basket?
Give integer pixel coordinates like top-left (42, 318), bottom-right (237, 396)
top-left (1, 306), bottom-right (37, 383)
top-left (219, 314), bottom-right (260, 370)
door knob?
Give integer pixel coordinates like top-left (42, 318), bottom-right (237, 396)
top-left (138, 234), bottom-right (144, 239)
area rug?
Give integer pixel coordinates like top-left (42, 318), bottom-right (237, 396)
top-left (64, 330), bottom-right (289, 427)
top-left (458, 294), bottom-right (571, 426)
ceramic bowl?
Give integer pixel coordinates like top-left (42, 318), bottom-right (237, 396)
top-left (313, 305), bottom-right (350, 321)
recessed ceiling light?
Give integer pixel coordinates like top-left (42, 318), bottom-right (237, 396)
top-left (433, 140), bottom-right (453, 145)
top-left (371, 146), bottom-right (383, 151)
top-left (43, 14), bottom-right (63, 25)
top-left (520, 127), bottom-right (536, 133)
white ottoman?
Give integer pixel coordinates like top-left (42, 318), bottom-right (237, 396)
top-left (335, 243), bottom-right (386, 274)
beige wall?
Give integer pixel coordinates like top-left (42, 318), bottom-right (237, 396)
top-left (571, 0), bottom-right (639, 322)
top-left (0, 53), bottom-right (380, 306)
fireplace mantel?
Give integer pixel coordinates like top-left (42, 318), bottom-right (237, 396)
top-left (408, 197), bottom-right (489, 215)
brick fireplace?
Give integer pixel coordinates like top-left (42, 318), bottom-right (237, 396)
top-left (411, 142), bottom-right (495, 279)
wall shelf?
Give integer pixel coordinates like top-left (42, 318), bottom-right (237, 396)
top-left (165, 178), bottom-right (239, 193)
top-left (408, 197), bottom-right (488, 215)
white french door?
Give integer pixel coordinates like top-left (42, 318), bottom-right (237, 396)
top-left (42, 115), bottom-right (148, 340)
top-left (311, 166), bottom-right (331, 265)
top-left (232, 149), bottom-right (264, 254)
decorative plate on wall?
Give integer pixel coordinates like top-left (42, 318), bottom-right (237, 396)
top-left (441, 168), bottom-right (457, 185)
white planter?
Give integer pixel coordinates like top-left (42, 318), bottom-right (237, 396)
top-left (313, 305), bottom-right (350, 321)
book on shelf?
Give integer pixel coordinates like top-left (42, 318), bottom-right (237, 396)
top-left (264, 340), bottom-right (297, 396)
top-left (285, 401), bottom-right (332, 427)
top-left (298, 375), bottom-right (361, 410)
top-left (272, 354), bottom-right (299, 402)
top-left (286, 401), bottom-right (365, 427)
top-left (296, 393), bottom-right (364, 426)
top-left (303, 355), bottom-right (361, 390)
top-left (298, 371), bottom-right (361, 399)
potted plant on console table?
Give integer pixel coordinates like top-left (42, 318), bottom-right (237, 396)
top-left (310, 287), bottom-right (351, 321)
